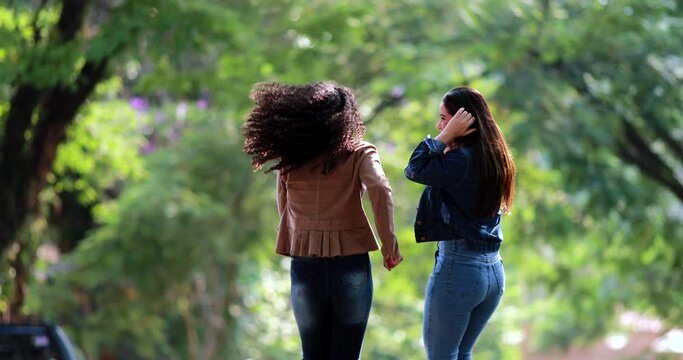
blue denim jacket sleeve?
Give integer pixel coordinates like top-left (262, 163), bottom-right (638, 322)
top-left (404, 137), bottom-right (470, 188)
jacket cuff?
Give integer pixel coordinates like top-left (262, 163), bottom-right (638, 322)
top-left (424, 136), bottom-right (447, 155)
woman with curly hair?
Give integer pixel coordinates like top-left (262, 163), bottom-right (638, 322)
top-left (244, 81), bottom-right (403, 359)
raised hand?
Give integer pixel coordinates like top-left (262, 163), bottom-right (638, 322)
top-left (435, 107), bottom-right (477, 146)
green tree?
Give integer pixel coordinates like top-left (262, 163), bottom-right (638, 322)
top-left (32, 111), bottom-right (274, 358)
top-left (465, 0), bottom-right (683, 333)
top-left (0, 0), bottom-right (243, 318)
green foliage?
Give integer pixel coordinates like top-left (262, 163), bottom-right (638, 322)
top-left (32, 109), bottom-right (272, 357)
top-left (52, 98), bottom-right (150, 204)
top-left (459, 1), bottom-right (683, 340)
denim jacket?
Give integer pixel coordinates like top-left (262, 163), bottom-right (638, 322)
top-left (404, 138), bottom-right (503, 252)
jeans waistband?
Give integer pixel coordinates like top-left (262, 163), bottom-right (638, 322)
top-left (438, 239), bottom-right (501, 264)
top-left (291, 253), bottom-right (368, 263)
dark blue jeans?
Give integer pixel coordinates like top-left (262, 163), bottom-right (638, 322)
top-left (423, 240), bottom-right (505, 360)
top-left (290, 253), bottom-right (373, 360)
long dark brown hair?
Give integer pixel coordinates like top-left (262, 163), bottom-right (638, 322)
top-left (442, 87), bottom-right (516, 217)
top-left (243, 81), bottom-right (365, 174)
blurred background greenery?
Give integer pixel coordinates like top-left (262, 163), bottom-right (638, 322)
top-left (0, 0), bottom-right (682, 359)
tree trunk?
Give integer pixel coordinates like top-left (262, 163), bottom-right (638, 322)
top-left (0, 0), bottom-right (110, 317)
top-left (8, 242), bottom-right (32, 321)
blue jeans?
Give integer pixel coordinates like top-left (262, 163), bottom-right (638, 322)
top-left (423, 240), bottom-right (505, 360)
top-left (290, 253), bottom-right (373, 360)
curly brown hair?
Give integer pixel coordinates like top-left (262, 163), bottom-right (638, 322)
top-left (243, 81), bottom-right (365, 174)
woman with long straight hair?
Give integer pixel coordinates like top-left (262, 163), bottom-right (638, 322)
top-left (404, 87), bottom-right (515, 360)
top-left (244, 81), bottom-right (403, 359)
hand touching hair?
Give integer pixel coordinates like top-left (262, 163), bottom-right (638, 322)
top-left (441, 87), bottom-right (516, 216)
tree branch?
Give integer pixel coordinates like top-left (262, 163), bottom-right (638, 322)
top-left (649, 117), bottom-right (683, 164)
top-left (541, 58), bottom-right (683, 203)
top-left (1, 86), bottom-right (40, 174)
top-left (616, 120), bottom-right (683, 201)
top-left (363, 86), bottom-right (407, 126)
top-left (0, 85), bottom-right (42, 254)
top-left (31, 0), bottom-right (50, 44)
top-left (56, 0), bottom-right (89, 41)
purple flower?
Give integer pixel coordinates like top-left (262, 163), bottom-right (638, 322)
top-left (129, 97), bottom-right (149, 112)
top-left (391, 85), bottom-right (405, 99)
top-left (197, 99), bottom-right (209, 110)
top-left (140, 142), bottom-right (156, 154)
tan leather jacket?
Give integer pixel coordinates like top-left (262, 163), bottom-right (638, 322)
top-left (276, 141), bottom-right (398, 257)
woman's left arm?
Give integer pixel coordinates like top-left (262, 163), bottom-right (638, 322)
top-left (276, 171), bottom-right (287, 217)
top-left (358, 145), bottom-right (402, 270)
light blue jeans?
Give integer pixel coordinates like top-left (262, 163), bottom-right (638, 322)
top-left (423, 240), bottom-right (505, 360)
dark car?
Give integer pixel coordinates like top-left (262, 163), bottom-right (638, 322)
top-left (0, 324), bottom-right (78, 360)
